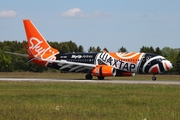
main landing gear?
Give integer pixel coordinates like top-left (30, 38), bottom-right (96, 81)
top-left (85, 74), bottom-right (93, 80)
top-left (152, 74), bottom-right (156, 81)
top-left (97, 76), bottom-right (104, 80)
top-left (85, 74), bottom-right (105, 80)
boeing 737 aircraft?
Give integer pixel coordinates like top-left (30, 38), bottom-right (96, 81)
top-left (6, 20), bottom-right (174, 80)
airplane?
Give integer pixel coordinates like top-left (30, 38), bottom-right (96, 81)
top-left (6, 19), bottom-right (174, 81)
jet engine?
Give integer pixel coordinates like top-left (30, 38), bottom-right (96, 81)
top-left (92, 65), bottom-right (116, 77)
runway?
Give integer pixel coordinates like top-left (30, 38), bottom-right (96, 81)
top-left (0, 78), bottom-right (180, 85)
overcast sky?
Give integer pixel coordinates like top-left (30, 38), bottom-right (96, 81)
top-left (0, 0), bottom-right (180, 52)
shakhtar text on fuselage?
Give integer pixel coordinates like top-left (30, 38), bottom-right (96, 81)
top-left (48, 51), bottom-right (173, 80)
top-left (6, 20), bottom-right (174, 81)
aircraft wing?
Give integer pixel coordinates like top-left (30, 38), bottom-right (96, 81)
top-left (4, 51), bottom-right (28, 57)
top-left (5, 51), bottom-right (97, 72)
top-left (47, 60), bottom-right (96, 72)
top-left (48, 60), bottom-right (95, 67)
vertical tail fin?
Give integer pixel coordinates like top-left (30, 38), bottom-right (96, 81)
top-left (23, 20), bottom-right (59, 60)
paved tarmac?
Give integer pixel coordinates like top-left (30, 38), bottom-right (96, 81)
top-left (0, 78), bottom-right (180, 85)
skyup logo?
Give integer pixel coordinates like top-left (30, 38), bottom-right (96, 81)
top-left (29, 37), bottom-right (58, 60)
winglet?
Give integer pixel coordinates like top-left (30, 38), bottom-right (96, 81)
top-left (103, 49), bottom-right (107, 53)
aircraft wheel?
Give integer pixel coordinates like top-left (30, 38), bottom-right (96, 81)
top-left (98, 76), bottom-right (104, 80)
top-left (152, 76), bottom-right (156, 81)
top-left (85, 74), bottom-right (93, 80)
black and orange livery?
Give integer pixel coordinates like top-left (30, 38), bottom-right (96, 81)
top-left (8, 20), bottom-right (174, 81)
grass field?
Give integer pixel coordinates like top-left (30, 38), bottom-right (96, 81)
top-left (0, 72), bottom-right (179, 120)
top-left (0, 72), bottom-right (179, 81)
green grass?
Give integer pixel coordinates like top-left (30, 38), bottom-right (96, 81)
top-left (0, 81), bottom-right (180, 120)
top-left (0, 72), bottom-right (179, 80)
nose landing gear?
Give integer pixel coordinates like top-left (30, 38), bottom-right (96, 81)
top-left (152, 74), bottom-right (156, 81)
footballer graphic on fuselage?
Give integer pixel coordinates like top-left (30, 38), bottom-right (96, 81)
top-left (6, 20), bottom-right (174, 81)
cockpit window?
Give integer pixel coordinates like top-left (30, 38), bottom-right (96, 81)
top-left (156, 58), bottom-right (166, 61)
top-left (157, 58), bottom-right (162, 61)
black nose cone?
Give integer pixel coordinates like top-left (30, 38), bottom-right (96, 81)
top-left (171, 63), bottom-right (174, 67)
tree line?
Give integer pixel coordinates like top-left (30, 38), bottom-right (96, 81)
top-left (0, 40), bottom-right (180, 74)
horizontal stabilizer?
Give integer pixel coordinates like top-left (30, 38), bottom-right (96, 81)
top-left (4, 51), bottom-right (28, 57)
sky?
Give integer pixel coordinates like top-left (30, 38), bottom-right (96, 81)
top-left (0, 0), bottom-right (180, 52)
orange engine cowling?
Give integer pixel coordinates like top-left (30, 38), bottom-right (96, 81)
top-left (92, 65), bottom-right (116, 77)
top-left (115, 71), bottom-right (135, 76)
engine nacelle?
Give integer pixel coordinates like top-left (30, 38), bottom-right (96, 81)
top-left (116, 71), bottom-right (135, 77)
top-left (92, 65), bottom-right (116, 77)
